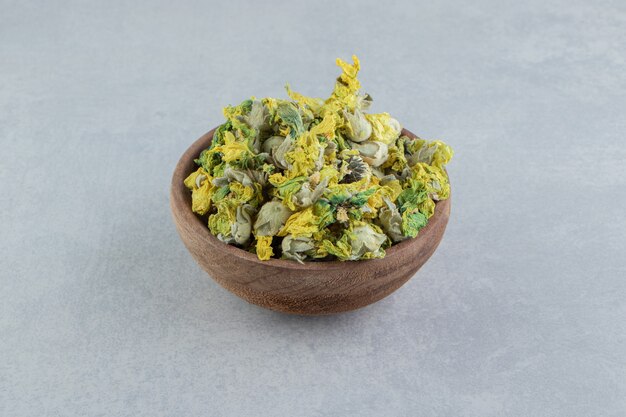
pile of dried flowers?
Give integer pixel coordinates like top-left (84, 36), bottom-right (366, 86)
top-left (185, 56), bottom-right (452, 262)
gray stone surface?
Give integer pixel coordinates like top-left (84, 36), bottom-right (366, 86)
top-left (1, 0), bottom-right (625, 416)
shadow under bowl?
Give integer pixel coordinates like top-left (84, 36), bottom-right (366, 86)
top-left (170, 128), bottom-right (451, 315)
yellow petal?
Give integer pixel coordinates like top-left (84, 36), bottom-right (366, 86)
top-left (184, 167), bottom-right (210, 190)
top-left (256, 235), bottom-right (274, 260)
top-left (365, 113), bottom-right (402, 145)
top-left (191, 181), bottom-right (213, 215)
top-left (278, 207), bottom-right (320, 238)
top-left (285, 84), bottom-right (324, 114)
top-left (214, 131), bottom-right (253, 163)
top-left (322, 55), bottom-right (362, 115)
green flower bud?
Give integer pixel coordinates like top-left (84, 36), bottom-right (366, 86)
top-left (212, 166), bottom-right (255, 187)
top-left (232, 204), bottom-right (255, 245)
top-left (350, 140), bottom-right (389, 167)
top-left (343, 109), bottom-right (372, 142)
top-left (378, 199), bottom-right (406, 242)
top-left (281, 235), bottom-right (316, 263)
top-left (244, 100), bottom-right (270, 132)
top-left (293, 177), bottom-right (329, 208)
top-left (253, 201), bottom-right (293, 236)
top-left (349, 224), bottom-right (387, 259)
top-left (272, 136), bottom-right (293, 169)
top-left (262, 135), bottom-right (285, 155)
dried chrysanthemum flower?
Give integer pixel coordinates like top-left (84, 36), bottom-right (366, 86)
top-left (349, 224), bottom-right (388, 259)
top-left (255, 235), bottom-right (274, 261)
top-left (185, 55), bottom-right (453, 261)
top-left (232, 204), bottom-right (255, 245)
top-left (243, 100), bottom-right (270, 132)
top-left (350, 141), bottom-right (389, 167)
top-left (272, 136), bottom-right (293, 170)
top-left (281, 235), bottom-right (316, 263)
top-left (262, 135), bottom-right (285, 156)
top-left (253, 200), bottom-right (292, 236)
top-left (340, 155), bottom-right (370, 184)
top-left (292, 177), bottom-right (329, 208)
top-left (378, 198), bottom-right (406, 243)
top-left (342, 109), bottom-right (372, 142)
top-left (212, 166), bottom-right (255, 187)
top-left (366, 113), bottom-right (402, 145)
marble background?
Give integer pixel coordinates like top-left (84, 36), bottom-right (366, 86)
top-left (1, 0), bottom-right (625, 415)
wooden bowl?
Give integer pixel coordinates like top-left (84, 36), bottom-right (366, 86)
top-left (170, 128), bottom-right (451, 315)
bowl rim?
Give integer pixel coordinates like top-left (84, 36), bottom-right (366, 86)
top-left (171, 127), bottom-right (450, 271)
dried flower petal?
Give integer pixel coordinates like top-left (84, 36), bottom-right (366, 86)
top-left (366, 113), bottom-right (402, 145)
top-left (255, 236), bottom-right (274, 260)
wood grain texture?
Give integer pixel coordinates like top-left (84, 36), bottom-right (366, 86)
top-left (170, 128), bottom-right (451, 315)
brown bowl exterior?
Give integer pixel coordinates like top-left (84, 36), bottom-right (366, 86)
top-left (170, 128), bottom-right (451, 315)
